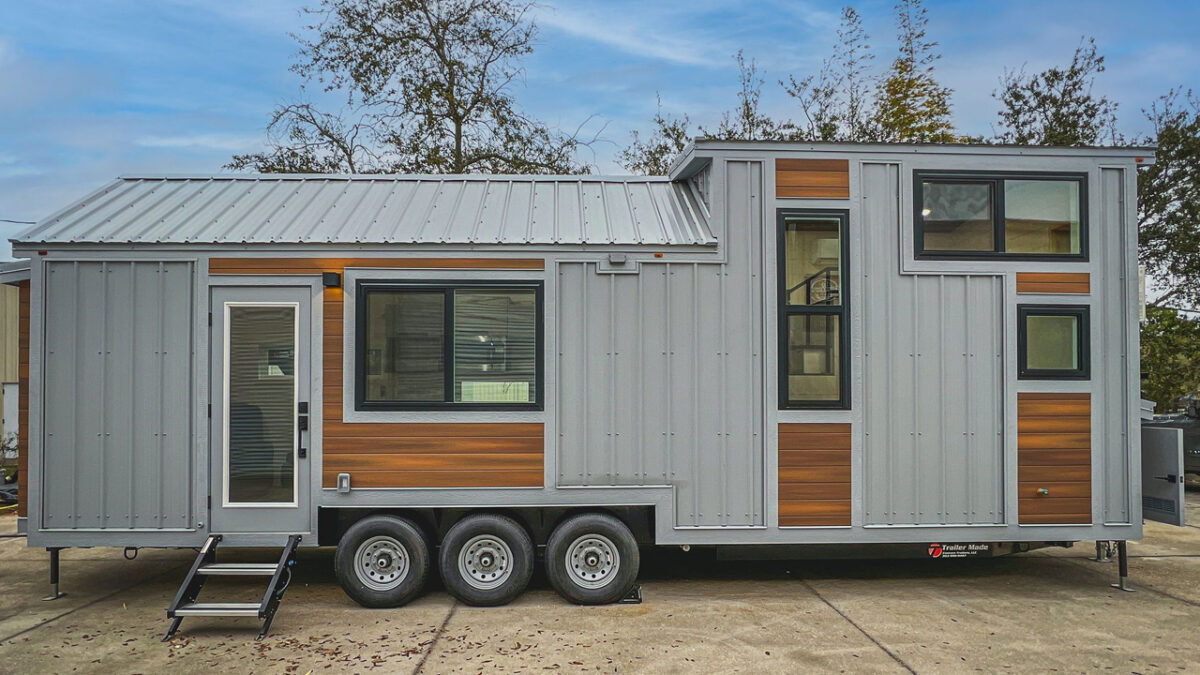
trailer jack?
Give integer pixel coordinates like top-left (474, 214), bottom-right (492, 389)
top-left (41, 548), bottom-right (66, 601)
top-left (1110, 540), bottom-right (1134, 592)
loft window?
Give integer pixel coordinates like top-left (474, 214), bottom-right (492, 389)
top-left (356, 281), bottom-right (543, 410)
top-left (914, 171), bottom-right (1087, 259)
top-left (778, 209), bottom-right (850, 409)
top-left (1017, 305), bottom-right (1089, 380)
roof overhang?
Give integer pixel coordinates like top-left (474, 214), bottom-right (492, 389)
top-left (0, 260), bottom-right (30, 285)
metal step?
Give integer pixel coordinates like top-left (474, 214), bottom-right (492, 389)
top-left (174, 602), bottom-right (261, 617)
top-left (197, 563), bottom-right (278, 576)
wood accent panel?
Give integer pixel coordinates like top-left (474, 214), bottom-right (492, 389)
top-left (209, 257), bottom-right (544, 274)
top-left (776, 158), bottom-right (850, 199)
top-left (1015, 272), bottom-right (1090, 294)
top-left (778, 423), bottom-right (851, 526)
top-left (212, 257), bottom-right (545, 489)
top-left (16, 281), bottom-right (28, 518)
top-left (1017, 393), bottom-right (1091, 525)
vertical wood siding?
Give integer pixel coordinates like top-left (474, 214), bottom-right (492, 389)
top-left (0, 284), bottom-right (18, 383)
top-left (778, 423), bottom-right (851, 526)
top-left (775, 158), bottom-right (850, 199)
top-left (209, 258), bottom-right (545, 489)
top-left (16, 281), bottom-right (28, 517)
top-left (1017, 393), bottom-right (1092, 524)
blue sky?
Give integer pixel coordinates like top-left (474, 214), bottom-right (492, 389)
top-left (2, 0), bottom-right (1198, 259)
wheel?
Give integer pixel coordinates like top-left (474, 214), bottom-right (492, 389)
top-left (334, 515), bottom-right (431, 608)
top-left (545, 512), bottom-right (639, 605)
top-left (438, 514), bottom-right (534, 606)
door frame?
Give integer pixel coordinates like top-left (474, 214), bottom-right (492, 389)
top-left (207, 275), bottom-right (323, 542)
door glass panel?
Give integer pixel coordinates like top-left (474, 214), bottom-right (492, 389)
top-left (227, 305), bottom-right (296, 504)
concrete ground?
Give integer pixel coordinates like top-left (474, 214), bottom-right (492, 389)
top-left (1, 483), bottom-right (1199, 674)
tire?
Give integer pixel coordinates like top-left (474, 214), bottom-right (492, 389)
top-left (439, 514), bottom-right (534, 606)
top-left (334, 515), bottom-right (431, 608)
top-left (545, 512), bottom-right (640, 605)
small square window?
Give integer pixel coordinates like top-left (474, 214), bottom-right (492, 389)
top-left (1018, 305), bottom-right (1089, 379)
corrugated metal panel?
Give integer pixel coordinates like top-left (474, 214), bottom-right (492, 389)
top-left (42, 261), bottom-right (193, 530)
top-left (557, 160), bottom-right (763, 528)
top-left (17, 176), bottom-right (715, 247)
top-left (861, 163), bottom-right (1005, 525)
top-left (0, 285), bottom-right (17, 383)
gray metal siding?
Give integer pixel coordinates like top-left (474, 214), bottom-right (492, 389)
top-left (42, 261), bottom-right (193, 529)
top-left (556, 160), bottom-right (764, 527)
top-left (860, 163), bottom-right (1006, 525)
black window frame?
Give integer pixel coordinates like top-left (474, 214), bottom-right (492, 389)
top-left (913, 170), bottom-right (1089, 261)
top-left (354, 279), bottom-right (545, 411)
top-left (777, 208), bottom-right (851, 410)
top-left (1017, 304), bottom-right (1090, 380)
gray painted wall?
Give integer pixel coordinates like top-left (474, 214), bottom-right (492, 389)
top-left (556, 160), bottom-right (764, 528)
top-left (41, 261), bottom-right (194, 530)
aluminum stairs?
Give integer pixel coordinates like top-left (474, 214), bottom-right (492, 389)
top-left (164, 533), bottom-right (301, 641)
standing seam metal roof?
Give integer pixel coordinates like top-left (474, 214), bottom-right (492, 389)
top-left (16, 175), bottom-right (715, 247)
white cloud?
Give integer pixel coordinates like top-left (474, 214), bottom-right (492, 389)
top-left (532, 4), bottom-right (725, 67)
top-left (135, 133), bottom-right (263, 152)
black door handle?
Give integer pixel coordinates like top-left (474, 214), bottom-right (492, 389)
top-left (1154, 474), bottom-right (1179, 483)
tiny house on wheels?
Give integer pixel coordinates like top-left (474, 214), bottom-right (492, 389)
top-left (4, 141), bottom-right (1185, 638)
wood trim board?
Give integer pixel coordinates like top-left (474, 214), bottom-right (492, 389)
top-left (778, 423), bottom-right (851, 526)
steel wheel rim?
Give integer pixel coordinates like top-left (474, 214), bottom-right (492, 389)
top-left (458, 534), bottom-right (514, 590)
top-left (355, 535), bottom-right (410, 591)
top-left (565, 534), bottom-right (620, 590)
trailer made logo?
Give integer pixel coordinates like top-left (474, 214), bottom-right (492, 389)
top-left (927, 543), bottom-right (989, 559)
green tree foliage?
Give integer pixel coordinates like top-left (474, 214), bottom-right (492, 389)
top-left (1139, 90), bottom-right (1200, 309)
top-left (620, 51), bottom-right (790, 174)
top-left (993, 38), bottom-right (1119, 146)
top-left (870, 0), bottom-right (957, 142)
top-left (1141, 306), bottom-right (1200, 410)
top-left (783, 7), bottom-right (876, 141)
top-left (230, 0), bottom-right (588, 174)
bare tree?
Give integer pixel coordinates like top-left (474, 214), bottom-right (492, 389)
top-left (230, 0), bottom-right (590, 174)
top-left (783, 7), bottom-right (876, 141)
top-left (618, 95), bottom-right (693, 175)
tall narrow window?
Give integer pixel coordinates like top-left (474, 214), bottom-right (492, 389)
top-left (357, 281), bottom-right (542, 410)
top-left (779, 210), bottom-right (850, 409)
